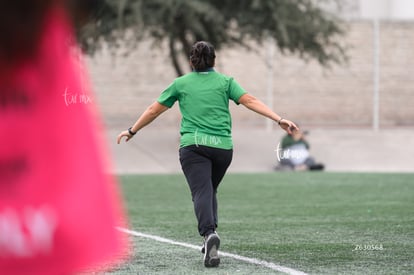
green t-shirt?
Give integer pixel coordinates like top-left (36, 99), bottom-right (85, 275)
top-left (157, 70), bottom-right (247, 149)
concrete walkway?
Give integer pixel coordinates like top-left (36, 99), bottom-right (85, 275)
top-left (105, 127), bottom-right (414, 174)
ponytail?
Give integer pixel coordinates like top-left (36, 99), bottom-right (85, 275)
top-left (189, 41), bottom-right (216, 71)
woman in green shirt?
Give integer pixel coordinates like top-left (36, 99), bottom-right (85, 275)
top-left (117, 41), bottom-right (298, 268)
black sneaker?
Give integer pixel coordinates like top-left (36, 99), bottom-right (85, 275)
top-left (201, 231), bottom-right (217, 254)
top-left (203, 233), bottom-right (220, 267)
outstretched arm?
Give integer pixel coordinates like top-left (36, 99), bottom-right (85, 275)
top-left (117, 101), bottom-right (169, 144)
top-left (238, 93), bottom-right (298, 134)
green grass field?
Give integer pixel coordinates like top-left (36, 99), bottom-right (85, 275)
top-left (103, 173), bottom-right (414, 275)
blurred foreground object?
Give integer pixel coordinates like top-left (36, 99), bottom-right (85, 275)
top-left (0, 1), bottom-right (127, 274)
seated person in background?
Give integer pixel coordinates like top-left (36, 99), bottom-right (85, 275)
top-left (276, 126), bottom-right (324, 171)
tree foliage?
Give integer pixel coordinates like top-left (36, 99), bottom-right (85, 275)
top-left (80, 0), bottom-right (347, 76)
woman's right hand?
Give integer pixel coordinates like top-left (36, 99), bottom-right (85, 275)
top-left (117, 130), bottom-right (133, 144)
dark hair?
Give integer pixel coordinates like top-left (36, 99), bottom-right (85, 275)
top-left (189, 41), bottom-right (216, 71)
top-left (0, 0), bottom-right (99, 63)
top-left (0, 0), bottom-right (54, 62)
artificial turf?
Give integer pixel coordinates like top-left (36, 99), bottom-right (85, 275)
top-left (103, 172), bottom-right (414, 275)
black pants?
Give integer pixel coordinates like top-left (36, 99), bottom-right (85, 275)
top-left (179, 145), bottom-right (233, 237)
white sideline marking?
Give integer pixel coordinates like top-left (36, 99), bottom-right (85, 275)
top-left (117, 227), bottom-right (308, 275)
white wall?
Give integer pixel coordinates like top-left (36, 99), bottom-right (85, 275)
top-left (358, 0), bottom-right (414, 20)
top-left (390, 0), bottom-right (414, 19)
top-left (359, 0), bottom-right (389, 19)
